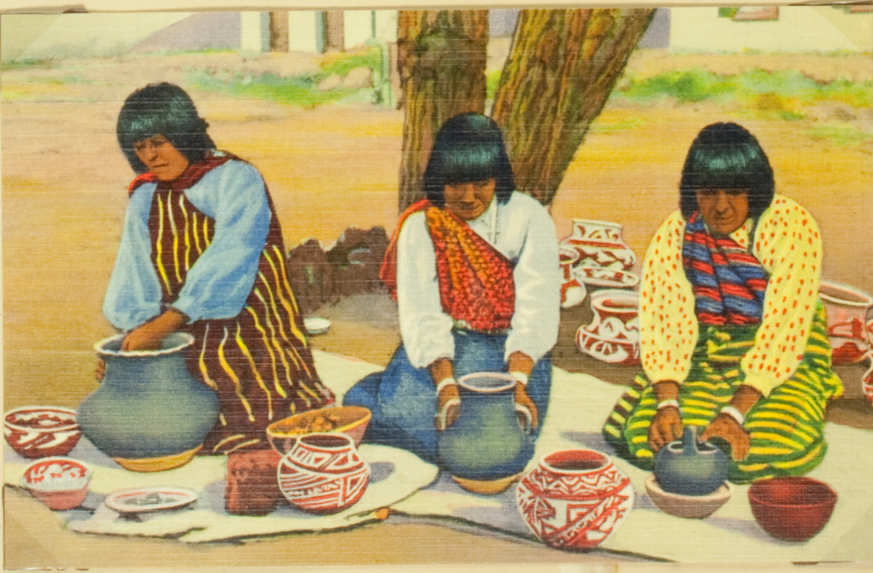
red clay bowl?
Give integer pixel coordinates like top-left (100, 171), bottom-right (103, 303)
top-left (748, 477), bottom-right (837, 542)
top-left (5, 406), bottom-right (81, 459)
top-left (21, 457), bottom-right (92, 511)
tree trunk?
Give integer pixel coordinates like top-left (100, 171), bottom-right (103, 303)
top-left (396, 10), bottom-right (488, 211)
top-left (492, 9), bottom-right (654, 205)
top-left (269, 12), bottom-right (289, 52)
top-left (323, 11), bottom-right (345, 53)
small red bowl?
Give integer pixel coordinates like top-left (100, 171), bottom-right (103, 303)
top-left (748, 477), bottom-right (837, 542)
top-left (22, 457), bottom-right (92, 511)
top-left (5, 406), bottom-right (81, 459)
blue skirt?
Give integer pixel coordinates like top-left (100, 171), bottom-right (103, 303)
top-left (343, 330), bottom-right (552, 464)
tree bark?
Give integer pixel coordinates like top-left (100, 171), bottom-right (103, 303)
top-left (492, 9), bottom-right (654, 205)
top-left (396, 10), bottom-right (488, 211)
top-left (269, 12), bottom-right (289, 53)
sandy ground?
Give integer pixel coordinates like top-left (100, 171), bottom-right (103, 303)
top-left (2, 50), bottom-right (872, 567)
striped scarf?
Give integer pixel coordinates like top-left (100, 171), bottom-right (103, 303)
top-left (682, 212), bottom-right (768, 326)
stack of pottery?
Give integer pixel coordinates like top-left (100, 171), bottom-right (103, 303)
top-left (560, 220), bottom-right (639, 290)
top-left (646, 426), bottom-right (731, 519)
top-left (576, 289), bottom-right (641, 366)
top-left (439, 373), bottom-right (534, 494)
top-left (516, 448), bottom-right (634, 550)
top-left (76, 333), bottom-right (220, 472)
top-left (560, 247), bottom-right (588, 309)
top-left (818, 281), bottom-right (873, 402)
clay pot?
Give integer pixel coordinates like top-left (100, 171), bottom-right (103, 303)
top-left (5, 406), bottom-right (81, 459)
top-left (819, 281), bottom-right (873, 365)
top-left (438, 373), bottom-right (534, 494)
top-left (76, 333), bottom-right (220, 472)
top-left (21, 457), bottom-right (91, 511)
top-left (577, 289), bottom-right (640, 366)
top-left (748, 477), bottom-right (837, 542)
top-left (561, 220), bottom-right (636, 271)
top-left (560, 247), bottom-right (587, 309)
top-left (517, 449), bottom-right (634, 551)
top-left (277, 433), bottom-right (370, 514)
top-left (654, 426), bottom-right (729, 496)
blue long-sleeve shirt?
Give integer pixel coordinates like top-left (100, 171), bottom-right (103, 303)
top-left (103, 159), bottom-right (271, 330)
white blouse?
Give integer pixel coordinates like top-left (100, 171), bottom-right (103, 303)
top-left (396, 191), bottom-right (561, 369)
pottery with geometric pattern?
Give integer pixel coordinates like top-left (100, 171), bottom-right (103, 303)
top-left (516, 448), bottom-right (634, 551)
top-left (277, 433), bottom-right (370, 514)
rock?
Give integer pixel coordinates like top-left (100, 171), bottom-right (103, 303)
top-left (342, 67), bottom-right (373, 89)
top-left (225, 449), bottom-right (284, 516)
top-left (317, 74), bottom-right (342, 91)
top-left (287, 239), bottom-right (335, 316)
top-left (327, 227), bottom-right (389, 298)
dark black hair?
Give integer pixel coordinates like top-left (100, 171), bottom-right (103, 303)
top-left (117, 82), bottom-right (216, 174)
top-left (423, 113), bottom-right (515, 207)
top-left (679, 122), bottom-right (775, 220)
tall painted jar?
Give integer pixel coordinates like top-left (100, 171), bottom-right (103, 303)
top-left (77, 333), bottom-right (220, 472)
top-left (517, 449), bottom-right (634, 551)
top-left (438, 373), bottom-right (534, 495)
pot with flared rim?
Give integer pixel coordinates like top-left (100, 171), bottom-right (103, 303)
top-left (76, 332), bottom-right (220, 472)
top-left (437, 372), bottom-right (534, 494)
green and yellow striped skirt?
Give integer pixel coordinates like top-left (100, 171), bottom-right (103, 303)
top-left (603, 303), bottom-right (843, 483)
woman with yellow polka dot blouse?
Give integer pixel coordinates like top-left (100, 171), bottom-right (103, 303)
top-left (603, 122), bottom-right (843, 483)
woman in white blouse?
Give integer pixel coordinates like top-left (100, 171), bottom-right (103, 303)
top-left (344, 113), bottom-right (561, 464)
top-left (603, 122), bottom-right (842, 483)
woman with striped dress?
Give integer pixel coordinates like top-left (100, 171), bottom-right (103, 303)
top-left (603, 122), bottom-right (842, 483)
top-left (102, 83), bottom-right (334, 455)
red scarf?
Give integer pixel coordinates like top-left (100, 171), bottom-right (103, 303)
top-left (127, 151), bottom-right (237, 195)
top-left (381, 200), bottom-right (516, 333)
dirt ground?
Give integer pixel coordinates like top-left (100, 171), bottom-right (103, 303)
top-left (2, 50), bottom-right (872, 567)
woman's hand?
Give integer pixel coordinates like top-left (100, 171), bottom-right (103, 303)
top-left (648, 380), bottom-right (683, 452)
top-left (701, 414), bottom-right (751, 461)
top-left (121, 308), bottom-right (188, 351)
top-left (514, 382), bottom-right (538, 432)
top-left (649, 406), bottom-right (683, 453)
top-left (430, 357), bottom-right (459, 432)
top-left (700, 384), bottom-right (762, 461)
top-left (95, 358), bottom-right (105, 381)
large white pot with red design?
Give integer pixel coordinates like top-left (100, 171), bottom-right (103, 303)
top-left (516, 448), bottom-right (634, 551)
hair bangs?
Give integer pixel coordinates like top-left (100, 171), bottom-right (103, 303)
top-left (440, 141), bottom-right (501, 185)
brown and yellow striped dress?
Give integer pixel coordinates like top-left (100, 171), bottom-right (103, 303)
top-left (145, 159), bottom-right (334, 455)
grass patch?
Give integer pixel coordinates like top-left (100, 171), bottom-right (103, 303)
top-left (188, 48), bottom-right (385, 109)
top-left (1, 58), bottom-right (57, 70)
top-left (614, 67), bottom-right (873, 110)
top-left (188, 70), bottom-right (356, 109)
top-left (806, 124), bottom-right (873, 146)
top-left (318, 47), bottom-right (381, 80)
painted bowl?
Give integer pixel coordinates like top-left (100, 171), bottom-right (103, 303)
top-left (21, 457), bottom-right (91, 511)
top-left (645, 475), bottom-right (731, 519)
top-left (5, 406), bottom-right (81, 459)
top-left (267, 406), bottom-right (371, 453)
top-left (748, 477), bottom-right (837, 541)
top-left (576, 327), bottom-right (640, 366)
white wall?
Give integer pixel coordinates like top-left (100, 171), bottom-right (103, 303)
top-left (287, 11), bottom-right (320, 53)
top-left (240, 11), bottom-right (270, 53)
top-left (671, 6), bottom-right (872, 53)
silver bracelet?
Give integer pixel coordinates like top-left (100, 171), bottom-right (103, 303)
top-left (656, 399), bottom-right (680, 411)
top-left (719, 405), bottom-right (745, 426)
top-left (436, 377), bottom-right (457, 395)
top-left (510, 371), bottom-right (529, 387)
